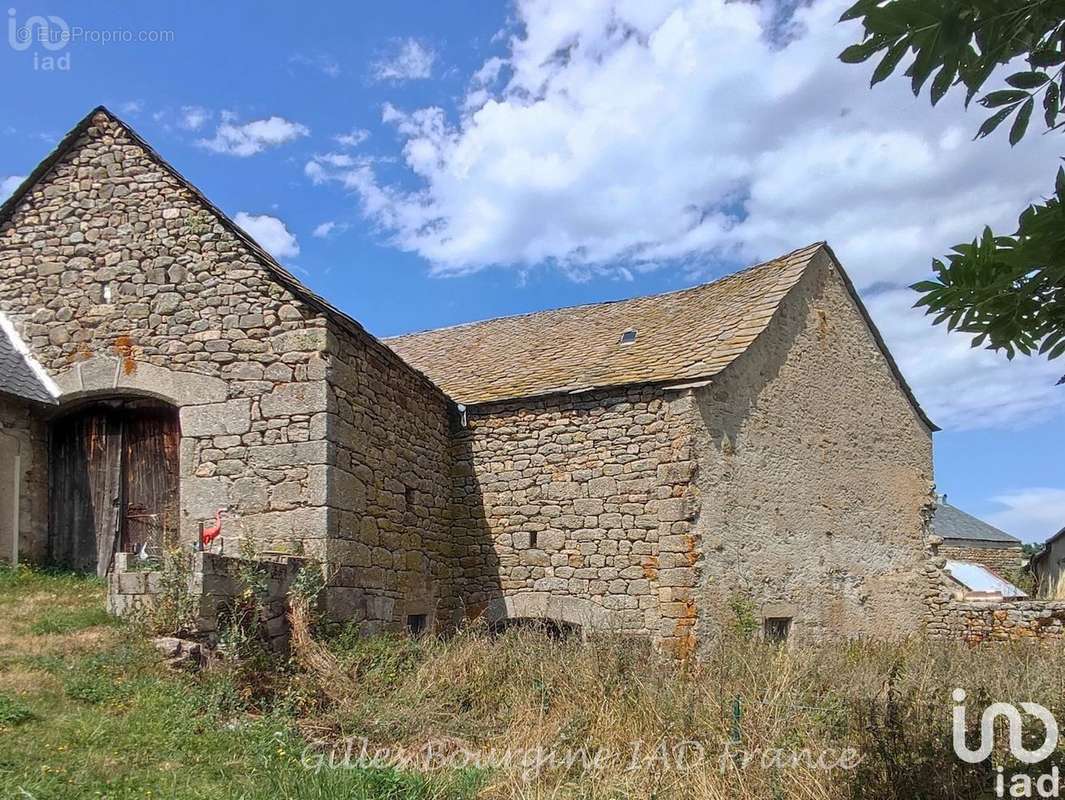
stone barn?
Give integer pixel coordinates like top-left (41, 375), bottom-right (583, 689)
top-left (930, 497), bottom-right (1023, 577)
top-left (0, 107), bottom-right (938, 652)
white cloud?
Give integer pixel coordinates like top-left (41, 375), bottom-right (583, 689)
top-left (233, 212), bottom-right (300, 259)
top-left (1, 175), bottom-right (25, 200)
top-left (198, 115), bottom-right (310, 157)
top-left (327, 0), bottom-right (1059, 284)
top-left (290, 53), bottom-right (341, 78)
top-left (866, 288), bottom-right (1065, 431)
top-left (372, 38), bottom-right (435, 81)
top-left (984, 488), bottom-right (1065, 543)
top-left (334, 127), bottom-right (370, 148)
top-left (119, 100), bottom-right (143, 115)
top-left (312, 221), bottom-right (348, 238)
top-left (179, 105), bottom-right (211, 131)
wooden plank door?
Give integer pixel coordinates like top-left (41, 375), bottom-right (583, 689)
top-left (50, 409), bottom-right (124, 575)
top-left (122, 408), bottom-right (180, 557)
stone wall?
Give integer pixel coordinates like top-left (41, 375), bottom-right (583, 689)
top-left (0, 110), bottom-right (334, 555)
top-left (925, 599), bottom-right (1065, 642)
top-left (108, 551), bottom-right (305, 653)
top-left (692, 249), bottom-right (934, 643)
top-left (322, 318), bottom-right (459, 632)
top-left (451, 386), bottom-right (699, 653)
top-left (0, 395), bottom-right (48, 563)
top-left (939, 541), bottom-right (1024, 578)
top-left (106, 551), bottom-right (163, 616)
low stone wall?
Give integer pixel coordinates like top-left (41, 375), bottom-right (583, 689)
top-left (108, 550), bottom-right (307, 653)
top-left (107, 552), bottom-right (164, 616)
top-left (927, 599), bottom-right (1065, 642)
top-left (192, 551), bottom-right (305, 653)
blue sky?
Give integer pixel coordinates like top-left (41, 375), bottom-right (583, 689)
top-left (2, 1), bottom-right (1063, 541)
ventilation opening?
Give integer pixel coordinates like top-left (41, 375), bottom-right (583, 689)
top-left (619, 329), bottom-right (637, 345)
top-left (404, 486), bottom-right (415, 510)
top-left (529, 531), bottom-right (538, 549)
top-left (490, 617), bottom-right (579, 639)
top-left (764, 617), bottom-right (791, 643)
top-left (406, 613), bottom-right (427, 637)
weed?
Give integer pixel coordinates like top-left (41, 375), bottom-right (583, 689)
top-left (0, 693), bottom-right (33, 726)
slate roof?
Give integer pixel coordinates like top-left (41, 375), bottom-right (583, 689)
top-left (0, 313), bottom-right (57, 405)
top-left (387, 243), bottom-right (936, 428)
top-left (932, 501), bottom-right (1021, 544)
top-left (2, 107), bottom-right (934, 430)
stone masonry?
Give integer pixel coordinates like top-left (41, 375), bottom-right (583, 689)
top-left (0, 111), bottom-right (333, 557)
top-left (691, 250), bottom-right (935, 642)
top-left (452, 386), bottom-right (699, 652)
top-left (0, 109), bottom-right (461, 633)
top-left (0, 106), bottom-right (984, 651)
top-left (939, 542), bottom-right (1024, 578)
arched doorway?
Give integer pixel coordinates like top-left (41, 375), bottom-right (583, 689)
top-left (49, 398), bottom-right (179, 575)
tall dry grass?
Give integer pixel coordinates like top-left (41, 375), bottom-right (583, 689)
top-left (288, 604), bottom-right (1065, 799)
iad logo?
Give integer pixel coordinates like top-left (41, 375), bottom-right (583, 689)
top-left (7, 8), bottom-right (68, 50)
top-left (952, 688), bottom-right (1058, 764)
top-left (7, 8), bottom-right (70, 70)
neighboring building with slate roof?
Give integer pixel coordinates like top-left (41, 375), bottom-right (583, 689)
top-left (0, 105), bottom-right (941, 649)
top-left (1031, 525), bottom-right (1065, 600)
top-left (931, 499), bottom-right (1024, 577)
top-left (0, 311), bottom-right (54, 566)
top-left (0, 311), bottom-right (58, 406)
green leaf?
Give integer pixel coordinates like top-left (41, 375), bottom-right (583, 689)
top-left (1010, 97), bottom-right (1034, 145)
top-left (980, 90), bottom-right (1029, 108)
top-left (871, 40), bottom-right (909, 86)
top-left (930, 64), bottom-right (956, 105)
top-left (1006, 71), bottom-right (1050, 90)
top-left (975, 106), bottom-right (1014, 139)
top-left (839, 0), bottom-right (878, 23)
top-left (911, 280), bottom-right (943, 292)
top-left (839, 41), bottom-right (881, 64)
top-left (1044, 81), bottom-right (1060, 128)
top-left (1030, 50), bottom-right (1065, 68)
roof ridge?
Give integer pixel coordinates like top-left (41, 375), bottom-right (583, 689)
top-left (385, 242), bottom-right (826, 342)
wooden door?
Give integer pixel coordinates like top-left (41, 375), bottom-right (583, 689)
top-left (50, 410), bottom-right (124, 575)
top-left (49, 402), bottom-right (180, 575)
top-left (122, 408), bottom-right (180, 557)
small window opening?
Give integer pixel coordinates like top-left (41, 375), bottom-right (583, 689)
top-left (406, 613), bottom-right (427, 636)
top-left (764, 617), bottom-right (791, 643)
top-left (529, 531), bottom-right (538, 549)
top-left (102, 282), bottom-right (113, 303)
top-left (619, 329), bottom-right (637, 345)
top-left (404, 486), bottom-right (415, 510)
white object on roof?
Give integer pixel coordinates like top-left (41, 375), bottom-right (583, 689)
top-left (945, 560), bottom-right (1027, 599)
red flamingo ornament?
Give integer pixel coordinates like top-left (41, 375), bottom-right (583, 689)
top-left (201, 509), bottom-right (224, 548)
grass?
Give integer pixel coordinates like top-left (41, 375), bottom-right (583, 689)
top-left (289, 603), bottom-right (1065, 799)
top-left (2, 565), bottom-right (1062, 799)
top-left (0, 566), bottom-right (481, 800)
top-left (29, 606), bottom-right (117, 636)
